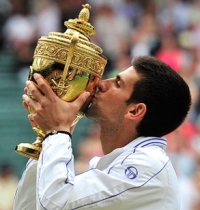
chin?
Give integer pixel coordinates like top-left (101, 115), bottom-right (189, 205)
top-left (85, 106), bottom-right (94, 118)
top-left (85, 105), bottom-right (100, 121)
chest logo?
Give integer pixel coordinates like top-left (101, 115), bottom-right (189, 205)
top-left (125, 166), bottom-right (138, 179)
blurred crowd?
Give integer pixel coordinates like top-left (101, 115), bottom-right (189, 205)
top-left (1, 0), bottom-right (200, 209)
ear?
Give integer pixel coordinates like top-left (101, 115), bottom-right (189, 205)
top-left (125, 103), bottom-right (146, 120)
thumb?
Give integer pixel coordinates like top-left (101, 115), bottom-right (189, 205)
top-left (74, 91), bottom-right (90, 108)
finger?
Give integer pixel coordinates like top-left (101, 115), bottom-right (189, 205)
top-left (22, 100), bottom-right (29, 112)
top-left (33, 73), bottom-right (54, 99)
top-left (26, 80), bottom-right (43, 103)
top-left (22, 94), bottom-right (38, 111)
top-left (74, 92), bottom-right (90, 110)
top-left (28, 114), bottom-right (37, 127)
top-left (24, 87), bottom-right (28, 94)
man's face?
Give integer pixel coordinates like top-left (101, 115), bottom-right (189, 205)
top-left (85, 66), bottom-right (141, 124)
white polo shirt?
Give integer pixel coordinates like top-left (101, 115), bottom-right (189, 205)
top-left (14, 134), bottom-right (180, 210)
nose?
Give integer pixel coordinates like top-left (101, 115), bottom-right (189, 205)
top-left (97, 78), bottom-right (111, 93)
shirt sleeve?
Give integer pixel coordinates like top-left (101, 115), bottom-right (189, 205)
top-left (13, 159), bottom-right (37, 210)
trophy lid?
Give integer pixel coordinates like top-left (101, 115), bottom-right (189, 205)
top-left (33, 3), bottom-right (107, 78)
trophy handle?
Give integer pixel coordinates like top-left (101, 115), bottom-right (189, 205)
top-left (63, 31), bottom-right (79, 80)
top-left (54, 31), bottom-right (80, 98)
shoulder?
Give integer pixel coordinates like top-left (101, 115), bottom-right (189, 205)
top-left (105, 146), bottom-right (180, 208)
top-left (111, 145), bottom-right (168, 170)
top-left (107, 145), bottom-right (175, 187)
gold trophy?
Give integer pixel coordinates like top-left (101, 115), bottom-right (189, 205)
top-left (15, 4), bottom-right (107, 160)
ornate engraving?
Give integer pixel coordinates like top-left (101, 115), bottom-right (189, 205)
top-left (35, 42), bottom-right (68, 61)
top-left (49, 32), bottom-right (102, 53)
top-left (34, 40), bottom-right (106, 78)
top-left (46, 70), bottom-right (70, 97)
top-left (71, 52), bottom-right (104, 76)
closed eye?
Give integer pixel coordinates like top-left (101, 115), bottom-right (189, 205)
top-left (115, 75), bottom-right (121, 87)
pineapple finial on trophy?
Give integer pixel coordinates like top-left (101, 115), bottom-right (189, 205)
top-left (79, 4), bottom-right (91, 22)
top-left (64, 3), bottom-right (96, 38)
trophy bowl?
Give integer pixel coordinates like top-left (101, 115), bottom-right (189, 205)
top-left (15, 4), bottom-right (107, 160)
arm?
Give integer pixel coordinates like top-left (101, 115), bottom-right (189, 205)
top-left (36, 133), bottom-right (131, 210)
top-left (13, 159), bottom-right (37, 210)
top-left (13, 134), bottom-right (135, 210)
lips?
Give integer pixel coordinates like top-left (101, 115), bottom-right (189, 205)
top-left (92, 95), bottom-right (97, 100)
top-left (90, 94), bottom-right (97, 103)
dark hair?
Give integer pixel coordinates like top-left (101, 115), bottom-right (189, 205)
top-left (126, 56), bottom-right (192, 137)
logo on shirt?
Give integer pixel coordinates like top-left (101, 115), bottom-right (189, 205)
top-left (125, 166), bottom-right (138, 179)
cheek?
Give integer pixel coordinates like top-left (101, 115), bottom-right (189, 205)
top-left (104, 101), bottom-right (126, 116)
top-left (99, 91), bottom-right (128, 114)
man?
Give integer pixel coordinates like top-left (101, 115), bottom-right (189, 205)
top-left (14, 56), bottom-right (191, 209)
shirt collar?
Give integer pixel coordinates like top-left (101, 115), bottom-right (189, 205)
top-left (124, 136), bottom-right (167, 151)
top-left (90, 136), bottom-right (167, 170)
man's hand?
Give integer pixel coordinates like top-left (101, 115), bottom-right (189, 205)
top-left (22, 73), bottom-right (90, 135)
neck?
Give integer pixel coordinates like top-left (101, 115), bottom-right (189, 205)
top-left (99, 122), bottom-right (137, 155)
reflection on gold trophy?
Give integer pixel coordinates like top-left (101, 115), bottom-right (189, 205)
top-left (15, 4), bottom-right (107, 160)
